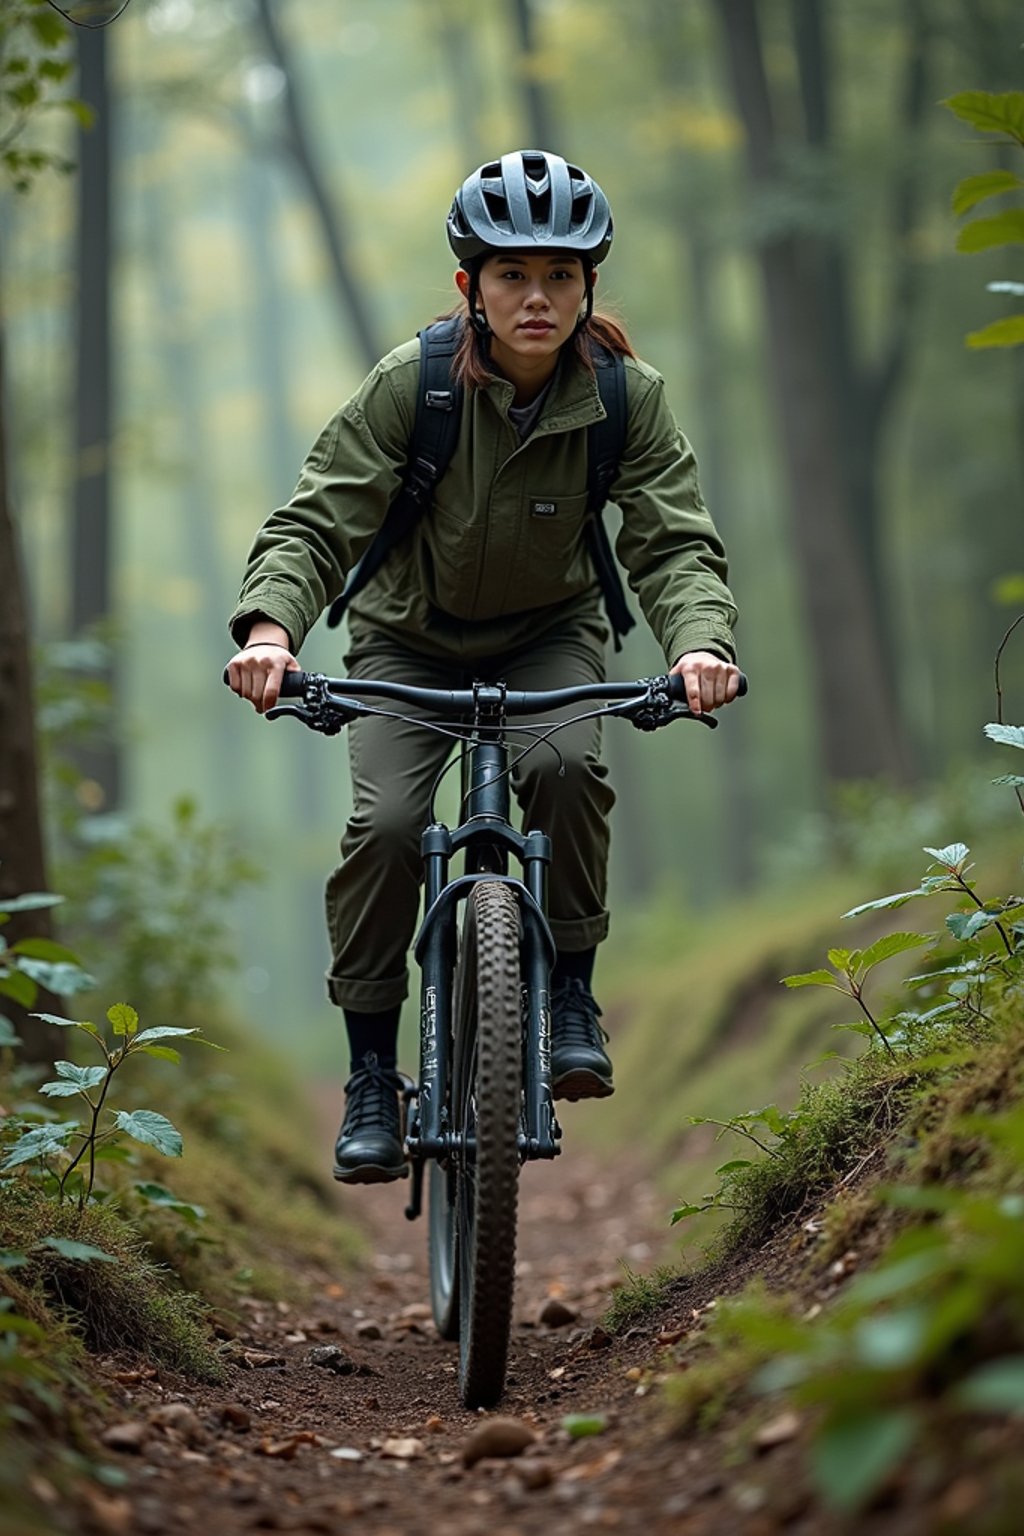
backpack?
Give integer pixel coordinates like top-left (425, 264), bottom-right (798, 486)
top-left (325, 316), bottom-right (636, 650)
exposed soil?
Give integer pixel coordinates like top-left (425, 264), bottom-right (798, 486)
top-left (59, 1095), bottom-right (1023, 1536)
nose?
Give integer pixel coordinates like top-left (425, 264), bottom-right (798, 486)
top-left (524, 280), bottom-right (549, 309)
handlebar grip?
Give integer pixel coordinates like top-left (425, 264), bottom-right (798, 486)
top-left (279, 670), bottom-right (308, 697)
top-left (667, 669), bottom-right (748, 703)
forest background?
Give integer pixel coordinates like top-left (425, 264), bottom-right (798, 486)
top-left (2, 0), bottom-right (1022, 1073)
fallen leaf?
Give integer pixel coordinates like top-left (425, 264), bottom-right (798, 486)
top-left (562, 1413), bottom-right (608, 1439)
top-left (113, 1367), bottom-right (158, 1385)
top-left (239, 1350), bottom-right (285, 1370)
top-left (561, 1448), bottom-right (622, 1481)
top-left (256, 1431), bottom-right (320, 1460)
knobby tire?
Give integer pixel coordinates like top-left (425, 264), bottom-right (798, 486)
top-left (451, 880), bottom-right (522, 1408)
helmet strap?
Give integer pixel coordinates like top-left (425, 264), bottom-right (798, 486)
top-left (574, 261), bottom-right (596, 334)
top-left (465, 264), bottom-right (491, 337)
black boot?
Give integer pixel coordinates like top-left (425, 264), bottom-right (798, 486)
top-left (333, 1052), bottom-right (408, 1184)
top-left (550, 978), bottom-right (614, 1101)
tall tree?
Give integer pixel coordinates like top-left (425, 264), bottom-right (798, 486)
top-left (70, 19), bottom-right (119, 807)
top-left (509, 0), bottom-right (559, 150)
top-left (255, 0), bottom-right (383, 373)
top-left (714, 0), bottom-right (915, 782)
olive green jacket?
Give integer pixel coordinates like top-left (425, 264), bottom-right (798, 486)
top-left (229, 339), bottom-right (738, 667)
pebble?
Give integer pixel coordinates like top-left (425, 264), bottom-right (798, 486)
top-left (538, 1297), bottom-right (578, 1328)
top-left (514, 1457), bottom-right (554, 1491)
top-left (355, 1320), bottom-right (383, 1340)
top-left (100, 1422), bottom-right (149, 1454)
top-left (148, 1402), bottom-right (205, 1445)
top-left (219, 1404), bottom-right (252, 1432)
top-left (463, 1417), bottom-right (538, 1468)
top-left (307, 1344), bottom-right (359, 1375)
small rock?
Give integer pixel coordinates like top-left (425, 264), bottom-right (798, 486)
top-left (754, 1410), bottom-right (801, 1450)
top-left (399, 1302), bottom-right (432, 1320)
top-left (82, 1491), bottom-right (133, 1534)
top-left (329, 1447), bottom-right (364, 1462)
top-left (149, 1402), bottom-right (205, 1445)
top-left (463, 1417), bottom-right (537, 1468)
top-left (100, 1421), bottom-right (149, 1454)
top-left (355, 1320), bottom-right (383, 1341)
top-left (307, 1344), bottom-right (357, 1375)
top-left (585, 1325), bottom-right (613, 1351)
top-left (219, 1404), bottom-right (252, 1432)
top-left (239, 1349), bottom-right (285, 1370)
top-left (515, 1457), bottom-right (554, 1491)
top-left (538, 1297), bottom-right (578, 1328)
top-left (380, 1437), bottom-right (426, 1460)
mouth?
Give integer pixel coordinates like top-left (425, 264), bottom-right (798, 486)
top-left (518, 320), bottom-right (556, 333)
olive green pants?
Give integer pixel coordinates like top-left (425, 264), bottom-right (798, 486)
top-left (325, 622), bottom-right (615, 1010)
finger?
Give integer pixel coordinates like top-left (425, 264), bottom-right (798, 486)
top-left (682, 667), bottom-right (703, 715)
top-left (262, 659), bottom-right (286, 712)
top-left (725, 667), bottom-right (742, 704)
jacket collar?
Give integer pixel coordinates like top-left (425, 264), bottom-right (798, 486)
top-left (481, 348), bottom-right (605, 433)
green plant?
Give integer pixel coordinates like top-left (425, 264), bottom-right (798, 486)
top-left (0, 0), bottom-right (90, 192)
top-left (0, 891), bottom-right (95, 1042)
top-left (2, 1002), bottom-right (221, 1208)
top-left (944, 90), bottom-right (1024, 349)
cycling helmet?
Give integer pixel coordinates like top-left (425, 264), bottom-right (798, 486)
top-left (447, 150), bottom-right (613, 265)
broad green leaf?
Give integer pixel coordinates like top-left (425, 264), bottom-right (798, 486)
top-left (0, 894), bottom-right (64, 914)
top-left (943, 90), bottom-right (1024, 142)
top-left (827, 947), bottom-right (851, 970)
top-left (992, 775), bottom-right (1024, 787)
top-left (958, 210), bottom-right (1024, 253)
top-left (1, 1123), bottom-right (78, 1170)
top-left (750, 1104), bottom-right (786, 1134)
top-left (0, 1015), bottom-right (21, 1047)
top-left (714, 1159), bottom-right (753, 1176)
top-left (670, 1201), bottom-right (713, 1224)
top-left (853, 1307), bottom-right (928, 1370)
top-left (131, 1026), bottom-right (199, 1045)
top-left (9, 938), bottom-right (82, 964)
top-left (952, 169), bottom-right (1024, 215)
top-left (15, 958), bottom-right (95, 994)
top-left (28, 9), bottom-right (68, 47)
top-left (967, 315), bottom-right (1024, 349)
top-left (841, 888), bottom-right (930, 918)
top-left (0, 970), bottom-right (36, 1007)
top-left (133, 1182), bottom-right (206, 1223)
top-left (954, 1357), bottom-right (1024, 1414)
top-left (0, 1251), bottom-right (29, 1270)
top-left (946, 911), bottom-right (994, 942)
top-left (924, 843), bottom-right (969, 868)
top-left (984, 723), bottom-right (1024, 750)
top-left (832, 1021), bottom-right (874, 1037)
top-left (34, 1237), bottom-right (116, 1264)
top-left (562, 1413), bottom-right (608, 1438)
top-left (137, 1045), bottom-right (181, 1064)
top-left (29, 1011), bottom-right (88, 1029)
top-left (113, 1109), bottom-right (182, 1158)
top-left (811, 1408), bottom-right (919, 1513)
top-left (107, 1003), bottom-right (138, 1038)
top-left (782, 969), bottom-right (838, 989)
top-left (857, 932), bottom-right (933, 971)
top-left (989, 282), bottom-right (1024, 297)
top-left (50, 1061), bottom-right (107, 1090)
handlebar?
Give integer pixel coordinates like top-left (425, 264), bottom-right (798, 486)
top-left (230, 667), bottom-right (747, 736)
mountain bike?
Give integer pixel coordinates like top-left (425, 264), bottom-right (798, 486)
top-left (265, 667), bottom-right (745, 1407)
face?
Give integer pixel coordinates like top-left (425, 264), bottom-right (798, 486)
top-left (457, 251), bottom-right (592, 377)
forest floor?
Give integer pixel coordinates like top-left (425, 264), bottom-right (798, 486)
top-left (63, 1089), bottom-right (1018, 1536)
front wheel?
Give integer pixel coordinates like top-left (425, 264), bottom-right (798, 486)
top-left (452, 880), bottom-right (522, 1408)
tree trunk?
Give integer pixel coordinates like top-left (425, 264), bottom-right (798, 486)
top-left (0, 286), bottom-right (60, 1067)
top-left (255, 0), bottom-right (383, 373)
top-left (509, 0), bottom-right (558, 150)
top-left (71, 20), bottom-right (119, 808)
top-left (432, 0), bottom-right (487, 166)
top-left (716, 0), bottom-right (911, 782)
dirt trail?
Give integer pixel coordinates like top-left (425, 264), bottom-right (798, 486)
top-left (86, 1100), bottom-right (713, 1536)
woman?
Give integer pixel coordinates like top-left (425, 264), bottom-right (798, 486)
top-left (226, 150), bottom-right (741, 1184)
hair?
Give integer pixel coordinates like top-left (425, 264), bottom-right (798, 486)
top-left (441, 293), bottom-right (636, 392)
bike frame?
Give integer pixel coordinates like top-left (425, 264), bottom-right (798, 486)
top-left (405, 681), bottom-right (560, 1223)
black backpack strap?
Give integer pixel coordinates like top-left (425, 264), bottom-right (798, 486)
top-left (584, 343), bottom-right (635, 651)
top-left (326, 317), bottom-right (464, 630)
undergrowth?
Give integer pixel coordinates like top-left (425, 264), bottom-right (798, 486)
top-left (655, 601), bottom-right (1024, 1521)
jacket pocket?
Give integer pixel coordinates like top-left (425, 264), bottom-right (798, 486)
top-left (516, 490), bottom-right (592, 596)
top-left (422, 492), bottom-right (486, 618)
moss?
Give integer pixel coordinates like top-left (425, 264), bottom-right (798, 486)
top-left (0, 1183), bottom-right (220, 1381)
top-left (603, 1262), bottom-right (678, 1333)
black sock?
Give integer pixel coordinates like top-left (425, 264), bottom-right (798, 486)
top-left (552, 947), bottom-right (596, 989)
top-left (343, 1006), bottom-right (400, 1074)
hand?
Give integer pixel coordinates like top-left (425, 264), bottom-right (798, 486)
top-left (225, 622), bottom-right (300, 714)
top-left (670, 650), bottom-right (742, 716)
